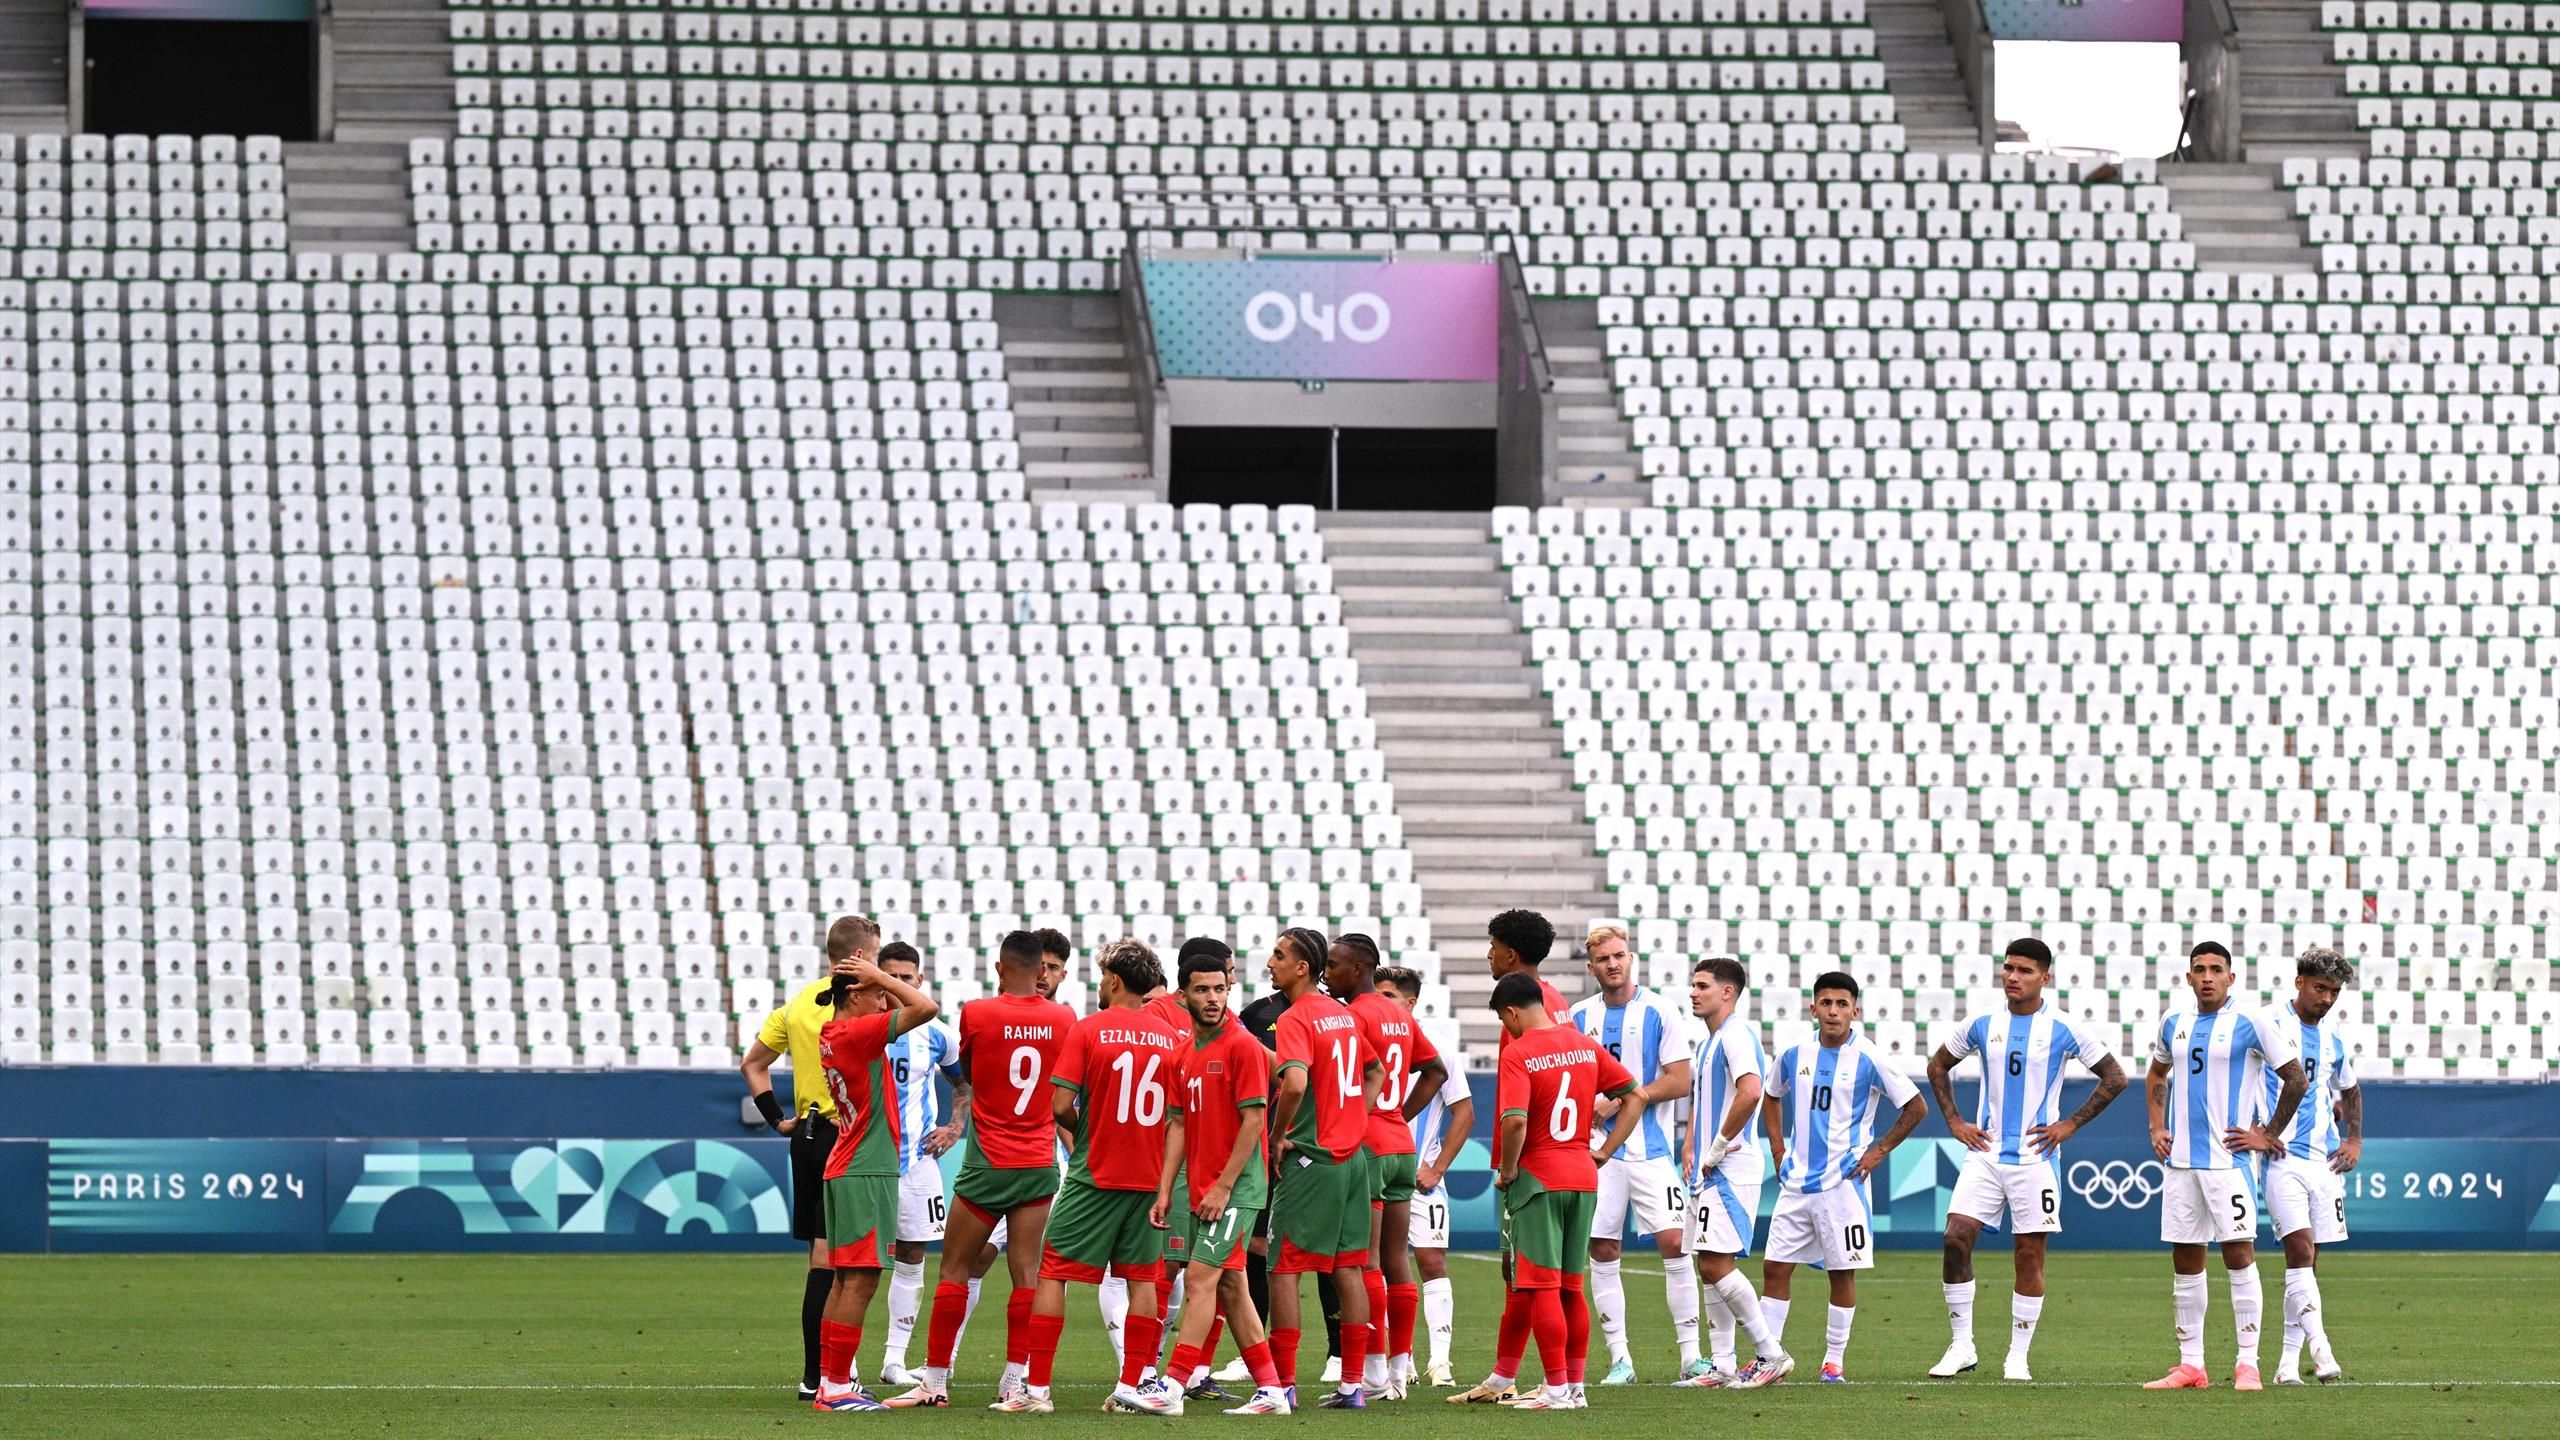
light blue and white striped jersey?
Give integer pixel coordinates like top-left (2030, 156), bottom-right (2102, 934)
top-left (1942, 1002), bottom-right (2114, 1167)
top-left (888, 1017), bottom-right (963, 1173)
top-left (1688, 1010), bottom-right (1767, 1188)
top-left (2261, 1001), bottom-right (2357, 1162)
top-left (2150, 1005), bottom-right (2301, 1171)
top-left (1765, 1035), bottom-right (1921, 1196)
top-left (1570, 987), bottom-right (1685, 1162)
top-left (1412, 1066), bottom-right (1473, 1174)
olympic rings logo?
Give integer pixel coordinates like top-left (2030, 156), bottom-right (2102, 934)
top-left (2067, 1159), bottom-right (2166, 1210)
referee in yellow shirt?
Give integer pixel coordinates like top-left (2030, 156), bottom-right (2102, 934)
top-left (742, 926), bottom-right (864, 1401)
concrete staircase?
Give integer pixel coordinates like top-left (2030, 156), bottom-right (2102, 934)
top-left (991, 293), bottom-right (1156, 505)
top-left (0, 0), bottom-right (68, 134)
top-left (1318, 509), bottom-right (1605, 1059)
top-left (285, 142), bottom-right (415, 252)
top-left (1865, 0), bottom-right (1985, 152)
top-left (1533, 300), bottom-right (1645, 508)
top-left (2232, 0), bottom-right (2364, 162)
top-left (332, 0), bottom-right (459, 138)
top-left (2164, 162), bottom-right (2316, 274)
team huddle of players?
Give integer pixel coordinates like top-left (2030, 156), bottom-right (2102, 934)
top-left (745, 911), bottom-right (2366, 1412)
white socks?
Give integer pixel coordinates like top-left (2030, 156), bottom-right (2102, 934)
top-left (1422, 1276), bottom-right (1455, 1366)
top-left (1715, 1270), bottom-right (1781, 1358)
top-left (1943, 1279), bottom-right (1976, 1345)
top-left (1666, 1259), bottom-right (1702, 1364)
top-left (2173, 1272), bottom-right (2208, 1369)
top-left (2229, 1264), bottom-right (2264, 1367)
top-left (2283, 1266), bottom-right (2330, 1367)
top-left (2008, 1293), bottom-right (2043, 1360)
top-left (884, 1259), bottom-right (925, 1366)
top-left (1701, 1275), bottom-right (1737, 1372)
top-left (1590, 1258), bottom-right (1630, 1363)
top-left (1099, 1275), bottom-right (1130, 1362)
top-left (1823, 1305), bottom-right (1855, 1369)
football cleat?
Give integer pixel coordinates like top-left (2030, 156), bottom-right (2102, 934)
top-left (1818, 1364), bottom-right (1846, 1384)
top-left (812, 1381), bottom-right (884, 1412)
top-left (2310, 1339), bottom-right (2344, 1385)
top-left (2275, 1368), bottom-right (2305, 1387)
top-left (1447, 1378), bottom-right (1517, 1404)
top-left (1321, 1357), bottom-right (1342, 1384)
top-left (1317, 1387), bottom-right (1367, 1409)
top-left (1599, 1359), bottom-right (1638, 1386)
top-left (1425, 1363), bottom-right (1455, 1388)
top-left (2232, 1364), bottom-right (2263, 1392)
top-left (1497, 1385), bottom-right (1546, 1407)
top-left (1928, 1341), bottom-right (1978, 1378)
top-left (988, 1385), bottom-right (1054, 1413)
top-left (1104, 1379), bottom-right (1184, 1415)
top-left (2142, 1364), bottom-right (2211, 1390)
top-left (1214, 1357), bottom-right (1254, 1384)
top-left (1671, 1368), bottom-right (1738, 1389)
top-left (1730, 1354), bottom-right (1794, 1390)
top-left (879, 1362), bottom-right (916, 1388)
top-left (883, 1383), bottom-right (949, 1409)
top-left (1506, 1390), bottom-right (1571, 1410)
top-left (1360, 1378), bottom-right (1405, 1403)
top-left (1224, 1386), bottom-right (1295, 1415)
top-left (1184, 1377), bottom-right (1237, 1403)
top-left (797, 1382), bottom-right (820, 1403)
top-left (2002, 1354), bottom-right (2033, 1383)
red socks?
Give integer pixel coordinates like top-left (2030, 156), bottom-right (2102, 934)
top-left (1339, 1293), bottom-right (1370, 1388)
top-left (1388, 1282), bottom-right (1419, 1360)
top-left (819, 1319), bottom-right (861, 1386)
top-left (1242, 1339), bottom-right (1279, 1389)
top-left (1530, 1289), bottom-right (1569, 1388)
top-left (926, 1281), bottom-right (968, 1369)
top-left (1199, 1315), bottom-right (1226, 1375)
top-left (1165, 1343), bottom-right (1204, 1389)
top-left (1005, 1290), bottom-right (1035, 1366)
top-left (1119, 1313), bottom-right (1163, 1389)
top-left (1562, 1274), bottom-right (1590, 1385)
top-left (1363, 1269), bottom-right (1390, 1369)
top-left (1026, 1311), bottom-right (1065, 1387)
top-left (1271, 1327), bottom-right (1300, 1387)
top-left (1495, 1290), bottom-right (1534, 1380)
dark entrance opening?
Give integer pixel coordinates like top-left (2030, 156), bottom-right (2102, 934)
top-left (87, 19), bottom-right (316, 140)
top-left (1170, 426), bottom-right (1494, 511)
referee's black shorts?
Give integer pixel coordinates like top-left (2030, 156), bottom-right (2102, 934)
top-left (789, 1111), bottom-right (839, 1243)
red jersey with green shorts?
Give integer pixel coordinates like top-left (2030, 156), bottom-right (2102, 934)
top-left (950, 990), bottom-right (1077, 1221)
top-left (817, 1008), bottom-right (904, 1268)
top-left (1497, 1022), bottom-right (1636, 1289)
top-left (1041, 1004), bottom-right (1186, 1281)
top-left (1271, 990), bottom-right (1377, 1272)
top-left (1169, 1021), bottom-right (1271, 1271)
top-left (1350, 991), bottom-right (1436, 1156)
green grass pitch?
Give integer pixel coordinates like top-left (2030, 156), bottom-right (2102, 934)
top-left (3, 1251), bottom-right (2555, 1437)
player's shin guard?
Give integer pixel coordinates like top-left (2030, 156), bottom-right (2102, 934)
top-left (1025, 1311), bottom-right (1065, 1389)
top-left (1005, 1290), bottom-right (1036, 1367)
top-left (803, 1267), bottom-right (832, 1387)
top-left (1589, 1257), bottom-right (1629, 1363)
top-left (1562, 1273), bottom-right (1591, 1385)
top-left (1423, 1276), bottom-right (1455, 1366)
top-left (1121, 1313), bottom-right (1164, 1390)
top-left (1388, 1281), bottom-right (1419, 1364)
top-left (926, 1281), bottom-right (969, 1370)
top-left (1362, 1269), bottom-right (1391, 1384)
top-left (2008, 1293), bottom-right (2043, 1360)
top-left (1493, 1291), bottom-right (1535, 1383)
top-left (886, 1259), bottom-right (925, 1364)
top-left (1823, 1305), bottom-right (1854, 1369)
top-left (1100, 1275), bottom-right (1130, 1363)
top-left (2284, 1266), bottom-right (2328, 1361)
top-left (1529, 1288), bottom-right (1570, 1389)
top-left (1702, 1279), bottom-right (1738, 1370)
top-left (2228, 1264), bottom-right (2265, 1366)
top-left (1271, 1328), bottom-right (1301, 1388)
top-left (1242, 1339), bottom-right (1280, 1389)
top-left (820, 1320), bottom-right (861, 1387)
top-left (2172, 1272), bottom-right (2208, 1369)
top-left (1942, 1279), bottom-right (1976, 1345)
top-left (1339, 1294), bottom-right (1370, 1390)
top-left (1666, 1256), bottom-right (1702, 1363)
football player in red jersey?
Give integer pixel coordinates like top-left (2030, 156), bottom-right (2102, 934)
top-left (1449, 972), bottom-right (1646, 1411)
top-left (1024, 939), bottom-right (1188, 1415)
top-left (1327, 932), bottom-right (1448, 1401)
top-left (1487, 909), bottom-right (1571, 1053)
top-left (1265, 926), bottom-right (1385, 1409)
top-left (892, 931), bottom-right (1077, 1411)
top-left (809, 918), bottom-right (944, 1412)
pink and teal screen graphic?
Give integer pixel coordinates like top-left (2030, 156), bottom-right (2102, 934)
top-left (1141, 258), bottom-right (1500, 382)
top-left (1984, 0), bottom-right (2180, 42)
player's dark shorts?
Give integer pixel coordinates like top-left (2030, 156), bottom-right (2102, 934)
top-left (1506, 1176), bottom-right (1597, 1290)
top-left (1273, 1147), bottom-right (1372, 1273)
top-left (789, 1111), bottom-right (840, 1243)
top-left (1170, 1203), bottom-right (1258, 1272)
top-left (954, 1156), bottom-right (1061, 1224)
top-left (1039, 1174), bottom-right (1165, 1283)
top-left (1371, 1150), bottom-right (1419, 1206)
top-left (823, 1171), bottom-right (899, 1270)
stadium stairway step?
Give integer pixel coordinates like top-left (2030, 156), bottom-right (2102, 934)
top-left (2162, 162), bottom-right (2316, 274)
top-left (2229, 3), bottom-right (2361, 169)
top-left (1320, 508), bottom-right (1605, 1059)
top-left (994, 292), bottom-right (1155, 501)
top-left (327, 0), bottom-right (458, 137)
top-left (1865, 0), bottom-right (1987, 151)
top-left (284, 142), bottom-right (417, 253)
top-left (0, 0), bottom-right (66, 130)
top-left (1533, 299), bottom-right (1644, 504)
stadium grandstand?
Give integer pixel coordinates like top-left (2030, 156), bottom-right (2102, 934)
top-left (0, 0), bottom-right (2552, 1088)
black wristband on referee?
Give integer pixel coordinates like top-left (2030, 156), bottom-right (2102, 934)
top-left (752, 1090), bottom-right (786, 1129)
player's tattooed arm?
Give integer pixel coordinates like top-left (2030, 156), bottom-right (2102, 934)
top-left (2331, 1085), bottom-right (2364, 1173)
top-left (2227, 1059), bottom-right (2308, 1155)
top-left (2030, 1053), bottom-right (2129, 1156)
top-left (1853, 1095), bottom-right (1928, 1179)
top-left (2144, 1058), bottom-right (2174, 1159)
top-left (1928, 1045), bottom-right (1990, 1152)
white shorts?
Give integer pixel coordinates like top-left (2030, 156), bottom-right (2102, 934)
top-left (1593, 1154), bottom-right (1686, 1240)
top-left (2160, 1166), bottom-right (2257, 1245)
top-left (1408, 1184), bottom-right (1452, 1251)
top-left (1684, 1170), bottom-right (1763, 1258)
top-left (1948, 1155), bottom-right (2064, 1236)
top-left (1764, 1184), bottom-right (1875, 1271)
top-left (2261, 1155), bottom-right (2348, 1245)
top-left (898, 1164), bottom-right (949, 1244)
